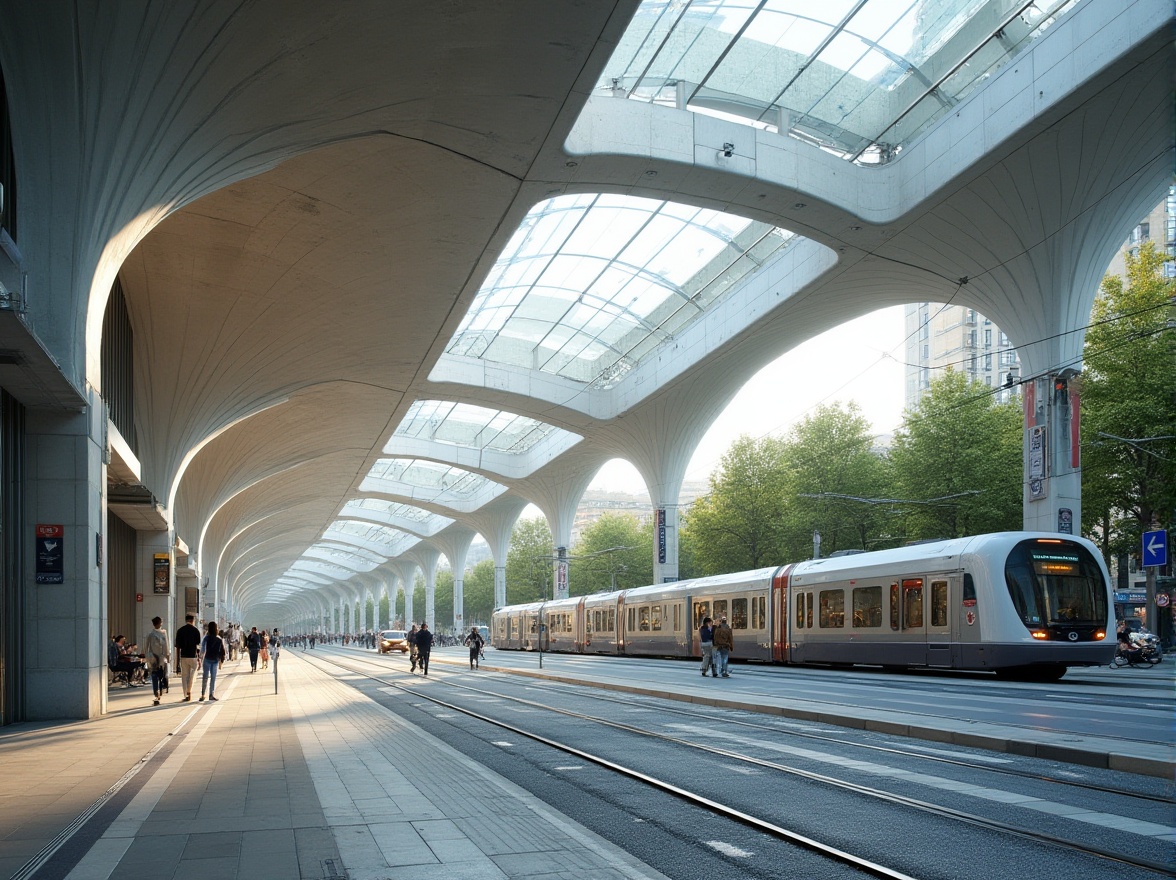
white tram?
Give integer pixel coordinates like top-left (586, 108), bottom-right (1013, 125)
top-left (490, 532), bottom-right (1115, 680)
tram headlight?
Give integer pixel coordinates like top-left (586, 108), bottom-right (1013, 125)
top-left (1030, 630), bottom-right (1049, 640)
top-left (1094, 630), bottom-right (1105, 640)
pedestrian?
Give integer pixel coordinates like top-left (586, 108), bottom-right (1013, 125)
top-left (260, 629), bottom-right (270, 670)
top-left (713, 615), bottom-right (733, 678)
top-left (270, 629), bottom-right (281, 664)
top-left (699, 616), bottom-right (716, 677)
top-left (246, 626), bottom-right (262, 672)
top-left (464, 626), bottom-right (484, 669)
top-left (407, 623), bottom-right (419, 672)
top-left (143, 616), bottom-right (170, 706)
top-left (175, 613), bottom-right (201, 702)
top-left (415, 622), bottom-right (433, 676)
top-left (199, 621), bottom-right (226, 701)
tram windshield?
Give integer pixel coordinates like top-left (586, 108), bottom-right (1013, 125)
top-left (1004, 539), bottom-right (1108, 628)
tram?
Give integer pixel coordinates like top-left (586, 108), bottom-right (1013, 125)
top-left (490, 532), bottom-right (1115, 680)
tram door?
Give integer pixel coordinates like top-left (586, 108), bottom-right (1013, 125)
top-left (926, 577), bottom-right (952, 667)
top-left (898, 578), bottom-right (925, 665)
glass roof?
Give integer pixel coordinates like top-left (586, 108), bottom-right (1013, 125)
top-left (323, 520), bottom-right (421, 558)
top-left (391, 400), bottom-right (581, 456)
top-left (444, 193), bottom-right (793, 388)
top-left (360, 458), bottom-right (507, 511)
top-left (601, 0), bottom-right (1081, 162)
top-left (340, 498), bottom-right (454, 537)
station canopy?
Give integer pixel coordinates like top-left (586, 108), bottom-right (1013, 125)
top-left (360, 458), bottom-right (508, 512)
top-left (599, 0), bottom-right (1080, 162)
top-left (339, 497), bottom-right (454, 538)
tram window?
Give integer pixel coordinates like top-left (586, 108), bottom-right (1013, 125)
top-left (694, 601), bottom-right (710, 627)
top-left (795, 593), bottom-right (805, 629)
top-left (587, 611), bottom-right (594, 634)
top-left (731, 598), bottom-right (748, 629)
top-left (713, 600), bottom-right (728, 621)
top-left (651, 605), bottom-right (662, 631)
top-left (628, 607), bottom-right (636, 632)
top-left (806, 594), bottom-right (813, 629)
top-left (752, 595), bottom-right (766, 629)
top-left (674, 604), bottom-right (681, 631)
top-left (819, 590), bottom-right (845, 628)
top-left (903, 579), bottom-right (924, 628)
top-left (607, 609), bottom-right (615, 631)
top-left (852, 586), bottom-right (882, 627)
top-left (639, 606), bottom-right (651, 631)
top-left (890, 583), bottom-right (900, 630)
top-left (931, 581), bottom-right (948, 627)
top-left (963, 573), bottom-right (976, 604)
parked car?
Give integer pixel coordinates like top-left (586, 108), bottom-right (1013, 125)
top-left (378, 630), bottom-right (409, 654)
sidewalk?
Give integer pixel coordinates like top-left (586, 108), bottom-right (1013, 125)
top-left (0, 654), bottom-right (670, 880)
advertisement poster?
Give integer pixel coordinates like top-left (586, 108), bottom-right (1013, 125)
top-left (1029, 425), bottom-right (1047, 501)
top-left (153, 553), bottom-right (170, 594)
top-left (36, 524), bottom-right (64, 584)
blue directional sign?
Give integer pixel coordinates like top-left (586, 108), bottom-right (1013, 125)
top-left (1142, 529), bottom-right (1167, 567)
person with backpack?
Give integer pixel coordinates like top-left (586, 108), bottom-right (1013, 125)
top-left (199, 621), bottom-right (227, 701)
top-left (464, 626), bottom-right (484, 670)
top-left (407, 624), bottom-right (419, 672)
top-left (143, 616), bottom-right (170, 706)
top-left (415, 622), bottom-right (434, 676)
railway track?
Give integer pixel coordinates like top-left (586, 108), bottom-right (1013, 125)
top-left (307, 649), bottom-right (1172, 877)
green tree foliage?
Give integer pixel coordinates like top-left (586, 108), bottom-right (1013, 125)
top-left (890, 369), bottom-right (1022, 539)
top-left (1081, 241), bottom-right (1176, 555)
top-left (569, 512), bottom-right (653, 595)
top-left (505, 516), bottom-right (554, 603)
top-left (379, 594), bottom-right (389, 629)
top-left (784, 403), bottom-right (893, 556)
top-left (462, 558), bottom-right (496, 624)
top-left (682, 435), bottom-right (791, 574)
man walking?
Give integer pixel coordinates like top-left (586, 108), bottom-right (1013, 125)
top-left (175, 614), bottom-right (201, 702)
top-left (143, 617), bottom-right (170, 705)
top-left (407, 623), bottom-right (419, 672)
top-left (464, 626), bottom-right (484, 669)
top-left (415, 622), bottom-right (434, 676)
top-left (246, 626), bottom-right (262, 672)
top-left (713, 615), bottom-right (734, 678)
top-left (698, 616), bottom-right (716, 677)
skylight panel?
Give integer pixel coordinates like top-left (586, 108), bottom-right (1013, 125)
top-left (595, 0), bottom-right (1083, 162)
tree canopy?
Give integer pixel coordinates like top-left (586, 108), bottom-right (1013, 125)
top-left (889, 369), bottom-right (1023, 540)
top-left (569, 512), bottom-right (653, 595)
top-left (1081, 241), bottom-right (1176, 556)
top-left (505, 516), bottom-right (554, 604)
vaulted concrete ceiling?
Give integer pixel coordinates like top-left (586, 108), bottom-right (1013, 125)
top-left (2, 0), bottom-right (1170, 619)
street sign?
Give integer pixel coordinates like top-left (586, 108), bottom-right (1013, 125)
top-left (1142, 529), bottom-right (1167, 567)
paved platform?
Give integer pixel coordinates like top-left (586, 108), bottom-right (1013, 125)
top-left (3, 646), bottom-right (1170, 880)
top-left (0, 652), bottom-right (669, 880)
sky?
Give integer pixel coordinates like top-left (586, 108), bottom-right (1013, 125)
top-left (588, 305), bottom-right (908, 494)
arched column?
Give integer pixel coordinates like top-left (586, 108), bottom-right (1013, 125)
top-left (433, 526), bottom-right (476, 632)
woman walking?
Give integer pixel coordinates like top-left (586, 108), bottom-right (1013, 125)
top-left (260, 629), bottom-right (271, 670)
top-left (199, 621), bottom-right (226, 701)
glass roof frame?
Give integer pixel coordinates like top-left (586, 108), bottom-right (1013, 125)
top-left (391, 400), bottom-right (580, 457)
top-left (340, 497), bottom-right (454, 537)
top-left (443, 193), bottom-right (794, 389)
top-left (600, 0), bottom-right (1082, 163)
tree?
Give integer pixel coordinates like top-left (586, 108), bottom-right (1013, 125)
top-left (505, 516), bottom-right (554, 604)
top-left (463, 558), bottom-right (496, 624)
top-left (890, 369), bottom-right (1022, 540)
top-left (569, 512), bottom-right (653, 595)
top-left (784, 403), bottom-right (893, 556)
top-left (1081, 241), bottom-right (1176, 556)
top-left (682, 435), bottom-right (791, 575)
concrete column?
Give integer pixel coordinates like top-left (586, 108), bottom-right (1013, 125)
top-left (1020, 371), bottom-right (1081, 534)
top-left (25, 398), bottom-right (105, 720)
top-left (434, 527), bottom-right (475, 632)
top-left (411, 548), bottom-right (441, 631)
top-left (466, 497), bottom-right (527, 611)
top-left (136, 530), bottom-right (175, 644)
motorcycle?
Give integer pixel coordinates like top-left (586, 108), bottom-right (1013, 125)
top-left (1110, 633), bottom-right (1163, 668)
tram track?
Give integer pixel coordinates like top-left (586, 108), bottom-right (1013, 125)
top-left (468, 664), bottom-right (1173, 804)
top-left (308, 649), bottom-right (1172, 877)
